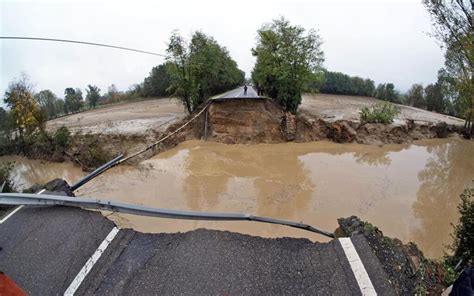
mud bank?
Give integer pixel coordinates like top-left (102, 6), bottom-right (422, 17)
top-left (338, 216), bottom-right (449, 294)
top-left (155, 97), bottom-right (466, 148)
top-left (296, 112), bottom-right (464, 145)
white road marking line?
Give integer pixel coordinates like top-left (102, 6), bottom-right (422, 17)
top-left (64, 227), bottom-right (120, 296)
top-left (339, 238), bottom-right (377, 296)
top-left (0, 205), bottom-right (24, 224)
top-left (0, 189), bottom-right (47, 224)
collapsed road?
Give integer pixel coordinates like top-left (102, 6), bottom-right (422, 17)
top-left (0, 187), bottom-right (396, 295)
top-left (0, 86), bottom-right (456, 295)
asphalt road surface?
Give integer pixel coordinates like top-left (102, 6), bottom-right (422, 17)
top-left (218, 86), bottom-right (259, 98)
top-left (0, 204), bottom-right (395, 295)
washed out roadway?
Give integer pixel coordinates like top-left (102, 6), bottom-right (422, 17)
top-left (0, 88), bottom-right (396, 294)
top-left (0, 203), bottom-right (395, 295)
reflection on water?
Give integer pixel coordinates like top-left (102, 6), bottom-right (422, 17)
top-left (77, 139), bottom-right (474, 258)
top-left (0, 156), bottom-right (85, 191)
top-left (412, 140), bottom-right (474, 257)
top-left (2, 139), bottom-right (472, 259)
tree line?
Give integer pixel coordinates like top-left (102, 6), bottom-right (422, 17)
top-left (2, 3), bottom-right (472, 135)
top-left (313, 71), bottom-right (401, 103)
top-left (0, 29), bottom-right (245, 149)
top-left (251, 9), bottom-right (472, 136)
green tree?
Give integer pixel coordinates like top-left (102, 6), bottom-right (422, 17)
top-left (437, 68), bottom-right (459, 116)
top-left (425, 83), bottom-right (445, 113)
top-left (446, 186), bottom-right (474, 271)
top-left (0, 107), bottom-right (12, 132)
top-left (86, 85), bottom-right (101, 108)
top-left (64, 88), bottom-right (83, 113)
top-left (252, 17), bottom-right (324, 113)
top-left (35, 89), bottom-right (58, 119)
top-left (406, 84), bottom-right (426, 108)
top-left (375, 83), bottom-right (401, 103)
top-left (320, 71), bottom-right (352, 94)
top-left (166, 30), bottom-right (244, 113)
top-left (424, 0), bottom-right (473, 135)
top-left (54, 99), bottom-right (65, 116)
top-left (385, 83), bottom-right (398, 102)
top-left (318, 71), bottom-right (375, 96)
top-left (143, 64), bottom-right (171, 97)
top-left (3, 74), bottom-right (46, 140)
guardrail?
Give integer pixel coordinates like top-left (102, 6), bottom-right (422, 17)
top-left (0, 192), bottom-right (335, 238)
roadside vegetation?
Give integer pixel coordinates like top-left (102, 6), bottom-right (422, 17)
top-left (0, 162), bottom-right (15, 218)
top-left (0, 162), bottom-right (14, 193)
top-left (360, 102), bottom-right (400, 124)
top-left (445, 185), bottom-right (474, 274)
top-left (0, 75), bottom-right (113, 170)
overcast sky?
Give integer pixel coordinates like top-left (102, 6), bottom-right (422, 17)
top-left (1, 0), bottom-right (443, 107)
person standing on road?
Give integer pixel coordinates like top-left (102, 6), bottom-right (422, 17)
top-left (244, 85), bottom-right (248, 96)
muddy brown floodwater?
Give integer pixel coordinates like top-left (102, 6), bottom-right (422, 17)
top-left (0, 156), bottom-right (85, 191)
top-left (2, 139), bottom-right (473, 258)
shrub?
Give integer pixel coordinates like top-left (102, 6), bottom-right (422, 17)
top-left (54, 126), bottom-right (71, 149)
top-left (360, 102), bottom-right (400, 124)
top-left (0, 162), bottom-right (14, 193)
top-left (445, 185), bottom-right (474, 271)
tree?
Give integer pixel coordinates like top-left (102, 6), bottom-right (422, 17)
top-left (35, 89), bottom-right (58, 119)
top-left (446, 186), bottom-right (474, 271)
top-left (54, 99), bottom-right (65, 116)
top-left (0, 107), bottom-right (12, 132)
top-left (252, 17), bottom-right (324, 113)
top-left (425, 83), bottom-right (445, 113)
top-left (86, 85), bottom-right (101, 108)
top-left (385, 83), bottom-right (398, 102)
top-left (320, 71), bottom-right (352, 94)
top-left (166, 30), bottom-right (244, 113)
top-left (406, 84), bottom-right (426, 108)
top-left (424, 0), bottom-right (474, 135)
top-left (318, 71), bottom-right (375, 96)
top-left (64, 87), bottom-right (83, 113)
top-left (437, 68), bottom-right (459, 116)
top-left (375, 83), bottom-right (401, 103)
top-left (143, 64), bottom-right (171, 97)
top-left (102, 84), bottom-right (121, 104)
top-left (3, 74), bottom-right (46, 140)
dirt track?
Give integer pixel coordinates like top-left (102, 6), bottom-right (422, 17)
top-left (301, 94), bottom-right (465, 126)
top-left (47, 98), bottom-right (186, 135)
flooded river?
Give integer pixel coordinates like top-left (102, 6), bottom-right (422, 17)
top-left (0, 156), bottom-right (85, 191)
top-left (2, 139), bottom-right (473, 258)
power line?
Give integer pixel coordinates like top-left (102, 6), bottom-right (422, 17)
top-left (0, 36), bottom-right (167, 57)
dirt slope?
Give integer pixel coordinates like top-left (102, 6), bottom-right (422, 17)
top-left (47, 98), bottom-right (186, 135)
top-left (301, 93), bottom-right (465, 126)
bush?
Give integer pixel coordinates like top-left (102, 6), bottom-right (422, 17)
top-left (360, 102), bottom-right (400, 124)
top-left (54, 126), bottom-right (71, 149)
top-left (445, 186), bottom-right (474, 271)
top-left (0, 162), bottom-right (14, 193)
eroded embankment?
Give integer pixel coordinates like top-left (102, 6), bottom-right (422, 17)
top-left (158, 97), bottom-right (465, 147)
top-left (113, 97), bottom-right (467, 165)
